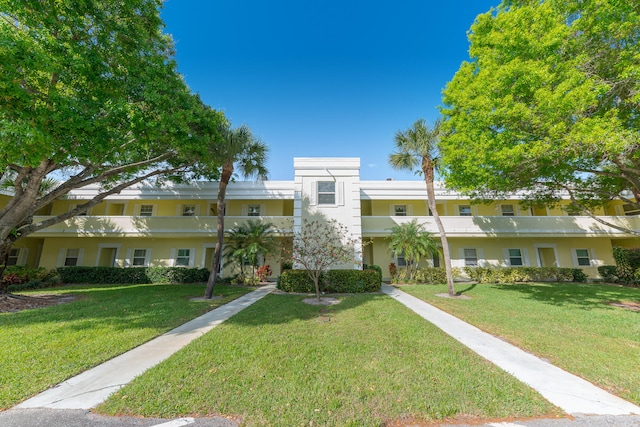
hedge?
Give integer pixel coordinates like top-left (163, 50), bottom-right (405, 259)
top-left (464, 266), bottom-right (587, 283)
top-left (2, 266), bottom-right (60, 293)
top-left (57, 266), bottom-right (210, 284)
top-left (277, 268), bottom-right (381, 293)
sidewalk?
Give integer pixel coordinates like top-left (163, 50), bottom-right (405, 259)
top-left (16, 285), bottom-right (275, 410)
top-left (381, 284), bottom-right (640, 417)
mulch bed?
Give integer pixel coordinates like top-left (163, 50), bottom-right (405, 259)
top-left (0, 293), bottom-right (77, 313)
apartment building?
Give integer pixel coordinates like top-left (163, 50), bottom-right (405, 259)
top-left (6, 158), bottom-right (640, 281)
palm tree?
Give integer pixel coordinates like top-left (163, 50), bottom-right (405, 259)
top-left (223, 220), bottom-right (276, 276)
top-left (204, 125), bottom-right (268, 299)
top-left (387, 219), bottom-right (438, 281)
top-left (389, 118), bottom-right (456, 296)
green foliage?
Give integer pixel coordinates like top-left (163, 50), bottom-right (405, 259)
top-left (276, 269), bottom-right (315, 293)
top-left (323, 269), bottom-right (381, 293)
top-left (464, 267), bottom-right (587, 283)
top-left (598, 247), bottom-right (640, 285)
top-left (0, 0), bottom-right (227, 256)
top-left (414, 267), bottom-right (462, 284)
top-left (363, 264), bottom-right (382, 281)
top-left (1, 266), bottom-right (59, 292)
top-left (386, 219), bottom-right (438, 281)
top-left (441, 0), bottom-right (640, 230)
top-left (57, 267), bottom-right (209, 285)
top-left (277, 269), bottom-right (380, 294)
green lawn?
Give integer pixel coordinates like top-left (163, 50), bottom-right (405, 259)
top-left (0, 283), bottom-right (251, 409)
top-left (401, 282), bottom-right (640, 405)
top-left (97, 293), bottom-right (558, 427)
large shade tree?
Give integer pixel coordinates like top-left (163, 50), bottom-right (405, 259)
top-left (0, 0), bottom-right (226, 289)
top-left (204, 125), bottom-right (268, 299)
top-left (389, 118), bottom-right (456, 296)
top-left (441, 0), bottom-right (640, 234)
top-left (387, 219), bottom-right (438, 281)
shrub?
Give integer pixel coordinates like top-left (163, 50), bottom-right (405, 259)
top-left (363, 264), bottom-right (382, 282)
top-left (257, 265), bottom-right (272, 282)
top-left (414, 267), bottom-right (454, 284)
top-left (323, 269), bottom-right (381, 293)
top-left (463, 266), bottom-right (585, 283)
top-left (597, 265), bottom-right (619, 283)
top-left (57, 266), bottom-right (210, 284)
top-left (609, 247), bottom-right (640, 284)
top-left (277, 269), bottom-right (315, 293)
top-left (2, 266), bottom-right (60, 292)
top-left (277, 269), bottom-right (381, 293)
top-left (388, 263), bottom-right (397, 281)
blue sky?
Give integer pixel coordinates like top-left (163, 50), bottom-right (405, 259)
top-left (161, 1), bottom-right (500, 181)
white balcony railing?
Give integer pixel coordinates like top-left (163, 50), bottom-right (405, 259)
top-left (361, 215), bottom-right (640, 238)
top-left (32, 216), bottom-right (294, 238)
top-left (31, 215), bottom-right (640, 238)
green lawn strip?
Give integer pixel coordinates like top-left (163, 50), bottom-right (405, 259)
top-left (402, 282), bottom-right (640, 405)
top-left (0, 283), bottom-right (251, 409)
top-left (97, 293), bottom-right (557, 427)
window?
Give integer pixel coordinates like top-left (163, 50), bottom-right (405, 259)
top-left (139, 205), bottom-right (154, 217)
top-left (508, 248), bottom-right (523, 266)
top-left (175, 249), bottom-right (191, 267)
top-left (182, 205), bottom-right (196, 216)
top-left (459, 205), bottom-right (472, 216)
top-left (7, 248), bottom-right (19, 266)
top-left (317, 181), bottom-right (336, 205)
top-left (501, 204), bottom-right (515, 216)
top-left (394, 205), bottom-right (407, 216)
top-left (64, 249), bottom-right (80, 266)
top-left (248, 204), bottom-right (261, 217)
top-left (432, 252), bottom-right (440, 268)
top-left (132, 249), bottom-right (147, 267)
top-left (464, 248), bottom-right (478, 266)
top-left (622, 204), bottom-right (640, 216)
top-left (575, 249), bottom-right (590, 266)
top-left (396, 252), bottom-right (407, 267)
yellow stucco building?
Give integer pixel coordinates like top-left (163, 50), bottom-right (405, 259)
top-left (5, 158), bottom-right (640, 281)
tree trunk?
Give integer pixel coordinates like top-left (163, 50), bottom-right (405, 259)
top-left (204, 162), bottom-right (233, 299)
top-left (423, 159), bottom-right (456, 296)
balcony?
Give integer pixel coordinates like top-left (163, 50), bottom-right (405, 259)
top-left (32, 216), bottom-right (294, 238)
top-left (361, 215), bottom-right (640, 238)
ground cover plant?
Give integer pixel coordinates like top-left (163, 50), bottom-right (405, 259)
top-left (97, 293), bottom-right (558, 426)
top-left (0, 283), bottom-right (250, 409)
top-left (402, 282), bottom-right (640, 405)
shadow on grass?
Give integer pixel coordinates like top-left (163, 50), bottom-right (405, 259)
top-left (2, 283), bottom-right (250, 332)
top-left (223, 292), bottom-right (386, 326)
top-left (492, 282), bottom-right (640, 310)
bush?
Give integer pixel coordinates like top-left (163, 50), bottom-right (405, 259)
top-left (2, 266), bottom-right (60, 292)
top-left (608, 247), bottom-right (640, 284)
top-left (277, 269), bottom-right (381, 293)
top-left (57, 266), bottom-right (210, 284)
top-left (463, 266), bottom-right (586, 283)
top-left (277, 269), bottom-right (315, 293)
top-left (323, 269), bottom-right (381, 293)
top-left (363, 264), bottom-right (382, 282)
top-left (597, 265), bottom-right (619, 283)
top-left (414, 267), bottom-right (459, 284)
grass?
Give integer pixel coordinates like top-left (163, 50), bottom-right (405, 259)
top-left (401, 282), bottom-right (640, 405)
top-left (97, 293), bottom-right (558, 426)
top-left (0, 283), bottom-right (251, 409)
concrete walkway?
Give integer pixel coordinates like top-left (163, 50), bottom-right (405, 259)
top-left (381, 284), bottom-right (640, 417)
top-left (16, 285), bottom-right (275, 410)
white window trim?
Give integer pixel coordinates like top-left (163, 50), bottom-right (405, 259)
top-left (455, 204), bottom-right (474, 216)
top-left (460, 247), bottom-right (483, 267)
top-left (126, 248), bottom-right (151, 267)
top-left (572, 248), bottom-right (594, 267)
top-left (135, 204), bottom-right (157, 217)
top-left (504, 248), bottom-right (529, 267)
top-left (311, 181), bottom-right (344, 206)
top-left (171, 248), bottom-right (195, 267)
top-left (58, 248), bottom-right (84, 267)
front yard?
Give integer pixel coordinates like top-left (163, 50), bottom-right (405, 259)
top-left (402, 282), bottom-right (640, 406)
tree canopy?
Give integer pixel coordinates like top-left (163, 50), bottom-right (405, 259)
top-left (0, 0), bottom-right (227, 269)
top-left (440, 0), bottom-right (640, 230)
top-left (386, 219), bottom-right (438, 281)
